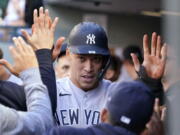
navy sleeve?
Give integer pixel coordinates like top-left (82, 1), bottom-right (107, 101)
top-left (36, 49), bottom-right (57, 114)
top-left (136, 65), bottom-right (164, 105)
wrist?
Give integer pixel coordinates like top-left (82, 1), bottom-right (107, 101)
top-left (137, 65), bottom-right (162, 83)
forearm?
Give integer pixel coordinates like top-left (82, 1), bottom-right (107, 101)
top-left (137, 66), bottom-right (164, 105)
top-left (36, 49), bottom-right (57, 114)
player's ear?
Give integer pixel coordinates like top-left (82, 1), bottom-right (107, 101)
top-left (101, 108), bottom-right (109, 123)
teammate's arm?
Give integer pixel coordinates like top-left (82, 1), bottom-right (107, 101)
top-left (131, 32), bottom-right (167, 104)
top-left (0, 37), bottom-right (53, 135)
top-left (21, 7), bottom-right (64, 114)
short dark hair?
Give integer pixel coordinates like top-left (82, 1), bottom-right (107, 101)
top-left (123, 45), bottom-right (143, 64)
top-left (107, 55), bottom-right (122, 81)
top-left (0, 48), bottom-right (3, 59)
top-left (57, 52), bottom-right (66, 61)
top-left (57, 43), bottom-right (67, 61)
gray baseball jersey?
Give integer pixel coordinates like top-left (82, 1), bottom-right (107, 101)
top-left (56, 77), bottom-right (116, 128)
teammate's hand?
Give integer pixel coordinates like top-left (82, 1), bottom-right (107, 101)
top-left (21, 7), bottom-right (58, 50)
top-left (52, 37), bottom-right (65, 61)
top-left (131, 32), bottom-right (167, 79)
top-left (0, 37), bottom-right (38, 76)
top-left (141, 98), bottom-right (165, 135)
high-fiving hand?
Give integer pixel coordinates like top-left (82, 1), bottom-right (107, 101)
top-left (131, 32), bottom-right (167, 79)
top-left (21, 7), bottom-right (63, 50)
top-left (0, 37), bottom-right (38, 76)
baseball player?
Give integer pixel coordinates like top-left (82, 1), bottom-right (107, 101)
top-left (55, 43), bottom-right (71, 79)
top-left (54, 22), bottom-right (167, 127)
top-left (21, 7), bottom-right (167, 128)
top-left (45, 81), bottom-right (155, 135)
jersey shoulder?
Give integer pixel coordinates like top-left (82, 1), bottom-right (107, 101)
top-left (56, 77), bottom-right (72, 94)
top-left (101, 79), bottom-right (112, 89)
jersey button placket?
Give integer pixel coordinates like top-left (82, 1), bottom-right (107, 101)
top-left (83, 94), bottom-right (88, 107)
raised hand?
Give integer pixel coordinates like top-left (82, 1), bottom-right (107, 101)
top-left (21, 7), bottom-right (59, 50)
top-left (131, 32), bottom-right (167, 79)
top-left (52, 37), bottom-right (65, 61)
top-left (0, 37), bottom-right (38, 76)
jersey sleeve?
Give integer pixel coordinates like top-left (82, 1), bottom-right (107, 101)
top-left (36, 49), bottom-right (57, 114)
top-left (0, 67), bottom-right (53, 135)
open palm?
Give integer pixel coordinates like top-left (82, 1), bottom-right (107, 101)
top-left (131, 32), bottom-right (167, 79)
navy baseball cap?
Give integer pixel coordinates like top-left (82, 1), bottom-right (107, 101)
top-left (67, 22), bottom-right (110, 55)
top-left (106, 81), bottom-right (154, 133)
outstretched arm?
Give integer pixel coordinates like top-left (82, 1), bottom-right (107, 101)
top-left (131, 32), bottom-right (167, 104)
top-left (0, 37), bottom-right (53, 135)
top-left (22, 7), bottom-right (65, 114)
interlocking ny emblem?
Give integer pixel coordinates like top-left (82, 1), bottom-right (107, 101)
top-left (86, 34), bottom-right (96, 44)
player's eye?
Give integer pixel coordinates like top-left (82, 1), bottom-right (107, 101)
top-left (78, 56), bottom-right (86, 63)
top-left (93, 56), bottom-right (103, 63)
top-left (62, 65), bottom-right (70, 71)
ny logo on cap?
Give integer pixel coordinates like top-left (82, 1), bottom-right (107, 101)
top-left (86, 34), bottom-right (96, 45)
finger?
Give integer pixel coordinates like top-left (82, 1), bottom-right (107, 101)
top-left (12, 37), bottom-right (21, 48)
top-left (161, 43), bottom-right (167, 62)
top-left (130, 53), bottom-right (140, 72)
top-left (52, 37), bottom-right (66, 61)
top-left (143, 34), bottom-right (150, 56)
top-left (39, 7), bottom-right (45, 29)
top-left (156, 35), bottom-right (161, 57)
top-left (16, 37), bottom-right (25, 53)
top-left (45, 9), bottom-right (49, 29)
top-left (0, 59), bottom-right (15, 75)
top-left (13, 37), bottom-right (24, 55)
top-left (32, 24), bottom-right (36, 34)
top-left (55, 37), bottom-right (66, 51)
top-left (154, 98), bottom-right (160, 115)
top-left (48, 16), bottom-right (53, 28)
top-left (151, 32), bottom-right (157, 56)
top-left (18, 37), bottom-right (29, 53)
top-left (51, 17), bottom-right (59, 33)
top-left (9, 46), bottom-right (20, 76)
top-left (21, 29), bottom-right (31, 42)
top-left (161, 107), bottom-right (166, 121)
top-left (9, 43), bottom-right (19, 61)
top-left (33, 9), bottom-right (39, 29)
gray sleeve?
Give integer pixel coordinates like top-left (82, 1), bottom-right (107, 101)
top-left (0, 68), bottom-right (53, 135)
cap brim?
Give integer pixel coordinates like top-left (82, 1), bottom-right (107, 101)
top-left (69, 45), bottom-right (110, 55)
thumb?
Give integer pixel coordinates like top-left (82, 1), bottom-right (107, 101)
top-left (52, 37), bottom-right (65, 61)
top-left (0, 59), bottom-right (18, 76)
top-left (21, 29), bottom-right (31, 43)
top-left (154, 98), bottom-right (160, 115)
top-left (130, 53), bottom-right (140, 72)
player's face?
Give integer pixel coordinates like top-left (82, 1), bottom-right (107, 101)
top-left (69, 53), bottom-right (103, 91)
top-left (55, 55), bottom-right (71, 79)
